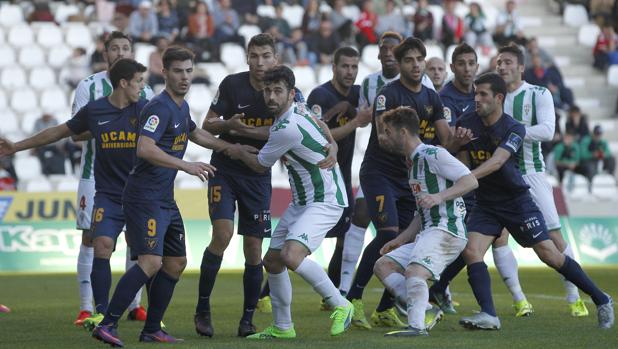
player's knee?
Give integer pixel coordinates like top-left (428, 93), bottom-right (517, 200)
top-left (462, 245), bottom-right (482, 264)
top-left (92, 237), bottom-right (114, 258)
top-left (243, 237), bottom-right (263, 264)
top-left (534, 242), bottom-right (563, 269)
top-left (548, 230), bottom-right (567, 251)
top-left (162, 257), bottom-right (187, 278)
top-left (263, 250), bottom-right (284, 273)
top-left (374, 257), bottom-right (396, 280)
top-left (280, 245), bottom-right (306, 271)
top-left (209, 229), bottom-right (234, 254)
top-left (406, 276), bottom-right (426, 294)
top-left (138, 256), bottom-right (163, 277)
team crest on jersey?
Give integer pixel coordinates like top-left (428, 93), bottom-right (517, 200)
top-left (129, 117), bottom-right (138, 127)
top-left (424, 105), bottom-right (433, 115)
top-left (145, 238), bottom-right (158, 250)
top-left (524, 104), bottom-right (531, 115)
top-left (376, 95), bottom-right (386, 111)
top-left (143, 115), bottom-right (159, 132)
top-left (311, 104), bottom-right (322, 118)
top-left (212, 89), bottom-right (219, 105)
top-left (505, 132), bottom-right (523, 152)
top-left (443, 107), bottom-right (452, 122)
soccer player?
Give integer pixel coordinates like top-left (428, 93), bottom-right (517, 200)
top-left (497, 44), bottom-right (590, 316)
top-left (71, 31), bottom-right (153, 325)
top-left (347, 37), bottom-right (456, 330)
top-left (456, 72), bottom-right (614, 330)
top-left (89, 47), bottom-right (241, 346)
top-left (425, 57), bottom-right (447, 91)
top-left (306, 46), bottom-right (372, 309)
top-left (372, 106), bottom-right (478, 337)
top-left (0, 59), bottom-right (149, 326)
top-left (341, 32), bottom-right (436, 299)
top-left (232, 65), bottom-right (353, 339)
top-left (194, 33), bottom-right (287, 337)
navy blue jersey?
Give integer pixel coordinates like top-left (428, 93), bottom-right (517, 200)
top-left (439, 81), bottom-right (475, 127)
top-left (361, 80), bottom-right (445, 179)
top-left (66, 97), bottom-right (147, 197)
top-left (124, 90), bottom-right (196, 204)
top-left (457, 112), bottom-right (529, 203)
top-left (307, 81), bottom-right (360, 185)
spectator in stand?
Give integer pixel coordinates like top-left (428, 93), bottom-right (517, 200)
top-left (553, 131), bottom-right (582, 183)
top-left (90, 35), bottom-right (107, 73)
top-left (376, 0), bottom-right (407, 37)
top-left (213, 0), bottom-right (245, 47)
top-left (231, 0), bottom-right (259, 25)
top-left (355, 0), bottom-right (378, 51)
top-left (157, 0), bottom-right (179, 42)
top-left (493, 0), bottom-right (525, 46)
top-left (413, 0), bottom-right (434, 42)
top-left (464, 2), bottom-right (494, 52)
top-left (32, 114), bottom-right (66, 175)
top-left (28, 2), bottom-right (55, 23)
top-left (426, 57), bottom-right (447, 90)
top-left (0, 156), bottom-right (17, 191)
top-left (112, 10), bottom-right (130, 34)
top-left (589, 0), bottom-right (616, 18)
top-left (593, 23), bottom-right (618, 70)
top-left (129, 0), bottom-right (159, 43)
top-left (330, 0), bottom-right (353, 43)
top-left (148, 36), bottom-right (168, 86)
top-left (270, 4), bottom-right (292, 39)
top-left (62, 47), bottom-right (91, 89)
top-left (524, 53), bottom-right (575, 110)
top-left (525, 37), bottom-right (555, 68)
top-left (302, 0), bottom-right (322, 36)
top-left (565, 105), bottom-right (590, 141)
top-left (441, 0), bottom-right (464, 48)
top-left (307, 18), bottom-right (340, 65)
top-left (187, 1), bottom-right (216, 61)
top-left (580, 125), bottom-right (616, 179)
top-left (277, 27), bottom-right (309, 66)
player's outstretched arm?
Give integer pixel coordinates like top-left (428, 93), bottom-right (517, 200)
top-left (0, 124), bottom-right (73, 157)
top-left (71, 132), bottom-right (93, 142)
top-left (524, 89), bottom-right (555, 142)
top-left (471, 147), bottom-right (511, 180)
top-left (202, 109), bottom-right (254, 136)
top-left (232, 144), bottom-right (269, 173)
top-left (189, 127), bottom-right (232, 153)
top-left (136, 135), bottom-right (216, 182)
top-left (380, 214), bottom-right (421, 255)
top-left (230, 125), bottom-right (271, 141)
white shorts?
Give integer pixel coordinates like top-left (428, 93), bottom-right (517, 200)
top-left (523, 172), bottom-right (561, 231)
top-left (76, 179), bottom-right (95, 230)
top-left (355, 187), bottom-right (364, 200)
top-left (269, 202), bottom-right (344, 253)
top-left (385, 228), bottom-right (467, 280)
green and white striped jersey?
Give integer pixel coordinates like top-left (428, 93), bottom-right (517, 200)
top-left (359, 71), bottom-right (434, 107)
top-left (258, 103), bottom-right (348, 207)
top-left (408, 144), bottom-right (469, 239)
top-left (71, 71), bottom-right (154, 180)
top-left (503, 81), bottom-right (555, 175)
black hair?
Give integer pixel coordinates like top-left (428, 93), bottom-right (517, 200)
top-left (474, 72), bottom-right (507, 98)
top-left (393, 37), bottom-right (426, 62)
top-left (452, 43), bottom-right (478, 63)
top-left (248, 33), bottom-right (277, 54)
top-left (162, 46), bottom-right (195, 69)
top-left (109, 58), bottom-right (147, 88)
top-left (381, 106), bottom-right (420, 136)
top-left (333, 46), bottom-right (359, 65)
top-left (263, 65), bottom-right (295, 91)
top-left (498, 43), bottom-right (525, 66)
top-left (104, 31), bottom-right (132, 51)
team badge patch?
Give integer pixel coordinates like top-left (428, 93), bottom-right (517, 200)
top-left (376, 95), bottom-right (386, 111)
top-left (505, 132), bottom-right (523, 152)
top-left (443, 107), bottom-right (452, 122)
top-left (524, 104), bottom-right (531, 115)
top-left (424, 105), bottom-right (433, 115)
top-left (143, 115), bottom-right (159, 132)
top-left (311, 104), bottom-right (322, 118)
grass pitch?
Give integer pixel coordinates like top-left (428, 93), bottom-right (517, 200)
top-left (1, 268), bottom-right (617, 349)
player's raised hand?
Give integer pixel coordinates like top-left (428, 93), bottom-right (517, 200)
top-left (454, 127), bottom-right (474, 145)
top-left (225, 113), bottom-right (254, 131)
top-left (380, 239), bottom-right (402, 255)
top-left (318, 143), bottom-right (338, 169)
top-left (0, 137), bottom-right (16, 157)
top-left (182, 161), bottom-right (217, 182)
top-left (417, 193), bottom-right (442, 209)
top-left (355, 104), bottom-right (372, 128)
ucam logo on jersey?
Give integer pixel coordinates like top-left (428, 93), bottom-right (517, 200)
top-left (505, 132), bottom-right (523, 152)
top-left (143, 115), bottom-right (159, 132)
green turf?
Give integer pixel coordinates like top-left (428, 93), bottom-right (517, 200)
top-left (1, 267), bottom-right (617, 348)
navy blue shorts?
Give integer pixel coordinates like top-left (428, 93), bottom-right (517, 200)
top-left (467, 195), bottom-right (549, 247)
top-left (360, 172), bottom-right (415, 232)
top-left (123, 200), bottom-right (186, 259)
top-left (90, 194), bottom-right (125, 241)
top-left (326, 181), bottom-right (353, 238)
top-left (208, 172), bottom-right (272, 237)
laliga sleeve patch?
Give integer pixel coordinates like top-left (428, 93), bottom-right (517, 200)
top-left (143, 115), bottom-right (160, 133)
top-left (376, 95), bottom-right (386, 111)
top-left (505, 132), bottom-right (523, 152)
top-left (311, 104), bottom-right (322, 118)
top-left (443, 107), bottom-right (452, 122)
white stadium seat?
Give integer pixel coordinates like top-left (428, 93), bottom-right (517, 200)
top-left (65, 23), bottom-right (94, 50)
top-left (1, 67), bottom-right (27, 89)
top-left (0, 4), bottom-right (24, 27)
top-left (256, 5), bottom-right (276, 18)
top-left (428, 5), bottom-right (445, 36)
top-left (220, 43), bottom-right (246, 70)
top-left (361, 45), bottom-right (380, 71)
top-left (591, 174), bottom-right (618, 201)
top-left (282, 4), bottom-right (304, 28)
top-left (578, 24), bottom-right (600, 47)
top-left (563, 173), bottom-right (591, 201)
top-left (134, 42), bottom-right (156, 67)
top-left (29, 67), bottom-right (57, 91)
top-left (317, 64), bottom-right (331, 85)
top-left (19, 45), bottom-right (46, 68)
top-left (0, 46), bottom-right (15, 68)
top-left (187, 84), bottom-right (212, 115)
top-left (24, 178), bottom-right (53, 192)
top-left (563, 4), bottom-right (588, 27)
top-left (14, 156), bottom-right (42, 182)
top-left (292, 66), bottom-right (317, 92)
top-left (0, 109), bottom-right (19, 134)
top-left (10, 88), bottom-right (38, 113)
top-left (425, 44), bottom-right (444, 60)
top-left (607, 65), bottom-right (618, 87)
top-left (47, 44), bottom-right (73, 68)
top-left (20, 110), bottom-right (43, 135)
top-left (54, 3), bottom-right (80, 24)
top-left (197, 62), bottom-right (228, 88)
top-left (342, 5), bottom-right (360, 22)
top-left (0, 89), bottom-right (6, 109)
top-left (8, 23), bottom-right (34, 48)
top-left (0, 27), bottom-right (5, 44)
top-left (40, 88), bottom-right (68, 112)
top-left (238, 25), bottom-right (261, 48)
top-left (36, 23), bottom-right (63, 49)
top-left (355, 63), bottom-right (371, 86)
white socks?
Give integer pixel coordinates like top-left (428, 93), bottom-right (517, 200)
top-left (295, 258), bottom-right (347, 308)
top-left (562, 244), bottom-right (580, 303)
top-left (77, 244), bottom-right (94, 312)
top-left (126, 247), bottom-right (143, 311)
top-left (340, 223), bottom-right (367, 294)
top-left (493, 245), bottom-right (526, 302)
top-left (406, 276), bottom-right (428, 330)
top-left (382, 273), bottom-right (407, 304)
top-left (268, 270), bottom-right (293, 330)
